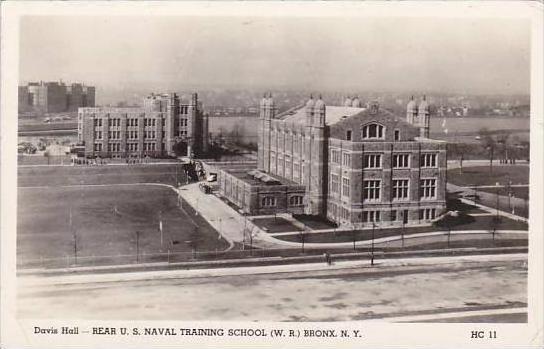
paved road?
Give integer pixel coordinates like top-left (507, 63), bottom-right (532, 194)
top-left (18, 254), bottom-right (527, 322)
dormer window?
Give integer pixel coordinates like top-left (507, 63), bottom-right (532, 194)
top-left (362, 123), bottom-right (385, 139)
top-left (346, 130), bottom-right (352, 141)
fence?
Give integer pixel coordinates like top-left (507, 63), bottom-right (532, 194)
top-left (17, 233), bottom-right (527, 270)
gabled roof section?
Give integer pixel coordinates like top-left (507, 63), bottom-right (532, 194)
top-left (280, 106), bottom-right (366, 125)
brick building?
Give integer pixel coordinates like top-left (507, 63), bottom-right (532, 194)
top-left (77, 92), bottom-right (209, 158)
top-left (18, 81), bottom-right (95, 113)
top-left (218, 94), bottom-right (447, 228)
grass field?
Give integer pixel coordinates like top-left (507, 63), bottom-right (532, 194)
top-left (447, 165), bottom-right (529, 187)
top-left (17, 164), bottom-right (229, 267)
top-left (17, 185), bottom-right (229, 265)
top-left (18, 164), bottom-right (186, 187)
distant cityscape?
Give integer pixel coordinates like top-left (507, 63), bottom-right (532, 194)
top-left (19, 80), bottom-right (529, 120)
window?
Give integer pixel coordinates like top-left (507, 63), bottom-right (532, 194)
top-left (420, 208), bottom-right (436, 220)
top-left (391, 210), bottom-right (397, 222)
top-left (331, 149), bottom-right (341, 164)
top-left (346, 130), bottom-right (352, 141)
top-left (393, 154), bottom-right (410, 168)
top-left (420, 178), bottom-right (437, 199)
top-left (362, 123), bottom-right (384, 139)
top-left (393, 179), bottom-right (409, 200)
top-left (363, 154), bottom-right (382, 169)
top-left (330, 174), bottom-right (340, 194)
top-left (285, 155), bottom-right (291, 177)
top-left (394, 130), bottom-right (400, 141)
top-left (363, 180), bottom-right (381, 201)
top-left (340, 207), bottom-right (350, 220)
top-left (421, 153), bottom-right (437, 167)
top-left (261, 197), bottom-right (276, 207)
top-left (363, 210), bottom-right (381, 223)
top-left (342, 153), bottom-right (351, 167)
top-left (94, 131), bottom-right (102, 140)
top-left (93, 143), bottom-right (102, 152)
top-left (342, 177), bottom-right (350, 197)
top-left (289, 196), bottom-right (303, 206)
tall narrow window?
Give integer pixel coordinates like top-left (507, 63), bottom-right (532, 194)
top-left (363, 180), bottom-right (381, 201)
top-left (420, 178), bottom-right (437, 199)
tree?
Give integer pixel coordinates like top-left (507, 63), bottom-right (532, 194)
top-left (478, 128), bottom-right (496, 173)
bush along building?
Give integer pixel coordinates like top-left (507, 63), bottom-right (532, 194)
top-left (77, 92), bottom-right (209, 159)
top-left (217, 94), bottom-right (447, 227)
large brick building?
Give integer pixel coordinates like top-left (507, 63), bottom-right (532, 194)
top-left (218, 94), bottom-right (447, 228)
top-left (77, 92), bottom-right (209, 158)
top-left (19, 81), bottom-right (95, 113)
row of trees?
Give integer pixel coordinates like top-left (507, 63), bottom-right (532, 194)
top-left (448, 128), bottom-right (529, 173)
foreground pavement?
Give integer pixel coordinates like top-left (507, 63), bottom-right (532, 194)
top-left (18, 253), bottom-right (527, 322)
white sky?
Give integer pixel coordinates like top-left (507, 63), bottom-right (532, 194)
top-left (19, 16), bottom-right (530, 94)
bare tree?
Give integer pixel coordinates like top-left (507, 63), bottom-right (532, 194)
top-left (478, 128), bottom-right (496, 173)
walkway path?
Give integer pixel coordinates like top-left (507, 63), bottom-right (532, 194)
top-left (177, 182), bottom-right (527, 250)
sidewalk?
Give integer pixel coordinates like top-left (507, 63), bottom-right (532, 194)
top-left (448, 182), bottom-right (528, 222)
top-left (177, 182), bottom-right (282, 249)
top-left (18, 253), bottom-right (528, 287)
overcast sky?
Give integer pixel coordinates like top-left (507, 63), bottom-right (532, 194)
top-left (19, 16), bottom-right (530, 95)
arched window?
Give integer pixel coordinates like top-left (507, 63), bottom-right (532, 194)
top-left (362, 123), bottom-right (385, 140)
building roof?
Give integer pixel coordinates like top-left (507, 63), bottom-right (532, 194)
top-left (225, 168), bottom-right (300, 186)
top-left (280, 106), bottom-right (366, 125)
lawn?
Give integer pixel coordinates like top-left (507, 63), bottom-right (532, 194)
top-left (475, 186), bottom-right (529, 199)
top-left (18, 163), bottom-right (187, 187)
top-left (448, 165), bottom-right (529, 187)
top-left (17, 185), bottom-right (229, 267)
top-left (252, 217), bottom-right (302, 233)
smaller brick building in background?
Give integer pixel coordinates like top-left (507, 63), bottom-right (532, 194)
top-left (77, 92), bottom-right (209, 158)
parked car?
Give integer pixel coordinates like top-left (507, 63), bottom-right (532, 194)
top-left (206, 173), bottom-right (217, 182)
top-left (199, 183), bottom-right (212, 194)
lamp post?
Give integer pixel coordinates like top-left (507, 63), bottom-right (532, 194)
top-left (300, 230), bottom-right (306, 254)
top-left (401, 210), bottom-right (405, 248)
top-left (371, 222), bottom-right (376, 266)
top-left (135, 231), bottom-right (140, 263)
top-left (495, 181), bottom-right (500, 219)
top-left (507, 180), bottom-right (512, 212)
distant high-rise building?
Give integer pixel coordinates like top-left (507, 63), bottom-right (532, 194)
top-left (18, 81), bottom-right (95, 113)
